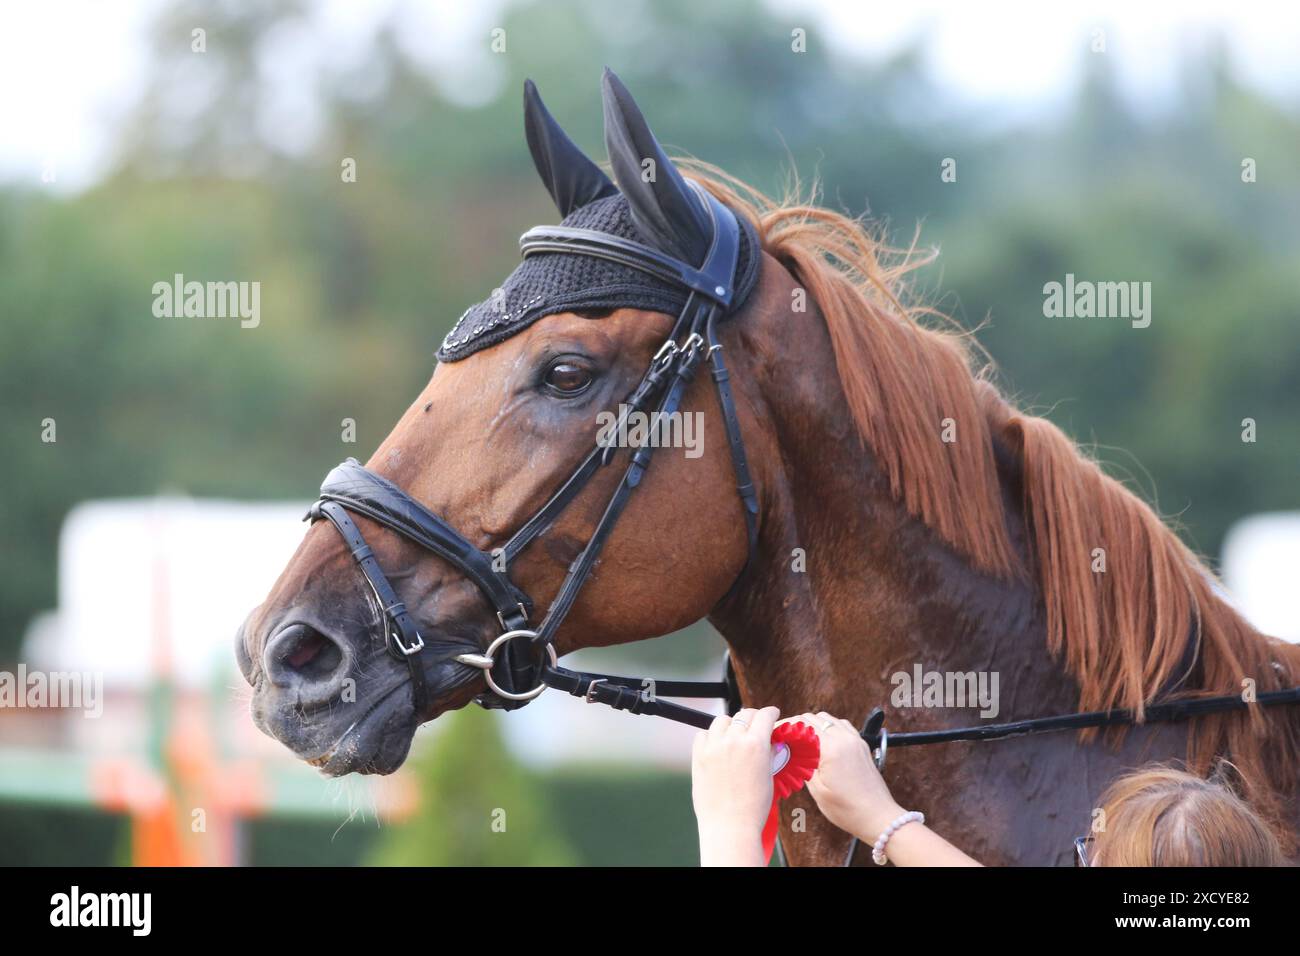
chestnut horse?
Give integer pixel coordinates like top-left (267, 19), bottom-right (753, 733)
top-left (236, 73), bottom-right (1300, 865)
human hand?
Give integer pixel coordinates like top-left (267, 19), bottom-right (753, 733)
top-left (691, 706), bottom-right (779, 865)
top-left (792, 711), bottom-right (904, 843)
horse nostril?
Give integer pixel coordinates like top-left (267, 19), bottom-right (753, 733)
top-left (264, 623), bottom-right (347, 692)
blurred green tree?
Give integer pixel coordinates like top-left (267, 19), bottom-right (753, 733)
top-left (1, 0), bottom-right (1296, 659)
top-left (3, 0), bottom-right (1299, 868)
top-left (368, 708), bottom-right (576, 866)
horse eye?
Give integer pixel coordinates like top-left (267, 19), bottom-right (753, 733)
top-left (544, 361), bottom-right (593, 395)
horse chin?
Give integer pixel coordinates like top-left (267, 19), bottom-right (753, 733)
top-left (309, 687), bottom-right (420, 777)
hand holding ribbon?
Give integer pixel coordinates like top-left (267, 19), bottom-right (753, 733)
top-left (762, 720), bottom-right (821, 858)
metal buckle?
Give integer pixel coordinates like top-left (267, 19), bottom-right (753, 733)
top-left (584, 678), bottom-right (608, 703)
top-left (653, 340), bottom-right (679, 365)
top-left (496, 604), bottom-right (528, 631)
top-left (391, 629), bottom-right (425, 657)
top-left (679, 332), bottom-right (704, 358)
top-left (453, 629), bottom-right (557, 702)
top-left (874, 727), bottom-right (888, 770)
top-left (365, 577), bottom-right (426, 658)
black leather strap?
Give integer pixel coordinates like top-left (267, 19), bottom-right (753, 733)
top-left (541, 664), bottom-right (723, 730)
top-left (522, 188), bottom-right (740, 307)
top-left (865, 684), bottom-right (1300, 751)
top-left (501, 447), bottom-right (604, 564)
top-left (318, 459), bottom-right (530, 629)
top-left (706, 310), bottom-right (760, 558)
top-left (722, 651), bottom-right (744, 716)
top-left (501, 332), bottom-right (683, 564)
top-left (530, 299), bottom-right (714, 651)
top-left (310, 500), bottom-right (429, 714)
top-left (541, 665), bottom-right (728, 700)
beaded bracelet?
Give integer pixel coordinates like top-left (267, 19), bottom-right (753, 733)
top-left (872, 810), bottom-right (925, 865)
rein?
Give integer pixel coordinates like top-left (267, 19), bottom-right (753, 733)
top-left (834, 683), bottom-right (1300, 865)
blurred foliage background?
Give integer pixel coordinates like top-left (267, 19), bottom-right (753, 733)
top-left (1, 0), bottom-right (1297, 863)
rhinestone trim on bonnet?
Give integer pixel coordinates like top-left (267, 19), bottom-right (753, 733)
top-left (437, 192), bottom-right (762, 362)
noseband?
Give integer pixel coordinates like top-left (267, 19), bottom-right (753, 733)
top-left (307, 186), bottom-right (757, 727)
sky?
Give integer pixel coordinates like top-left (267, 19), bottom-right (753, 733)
top-left (1, 0), bottom-right (1298, 192)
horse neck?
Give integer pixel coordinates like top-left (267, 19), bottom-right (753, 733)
top-left (710, 289), bottom-right (1058, 724)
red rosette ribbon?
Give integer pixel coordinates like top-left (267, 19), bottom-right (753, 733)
top-left (762, 720), bottom-right (821, 859)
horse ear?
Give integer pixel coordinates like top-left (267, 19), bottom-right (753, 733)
top-left (600, 67), bottom-right (710, 265)
top-left (524, 79), bottom-right (616, 218)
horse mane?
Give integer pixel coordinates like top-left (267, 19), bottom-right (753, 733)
top-left (682, 161), bottom-right (1300, 839)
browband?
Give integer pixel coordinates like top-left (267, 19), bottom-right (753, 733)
top-left (520, 186), bottom-right (742, 307)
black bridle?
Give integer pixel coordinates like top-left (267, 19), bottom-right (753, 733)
top-left (305, 183), bottom-right (1300, 865)
top-left (307, 184), bottom-right (755, 727)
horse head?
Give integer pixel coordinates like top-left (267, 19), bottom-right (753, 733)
top-left (236, 71), bottom-right (782, 775)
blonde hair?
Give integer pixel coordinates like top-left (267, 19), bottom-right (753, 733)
top-left (1091, 765), bottom-right (1284, 866)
